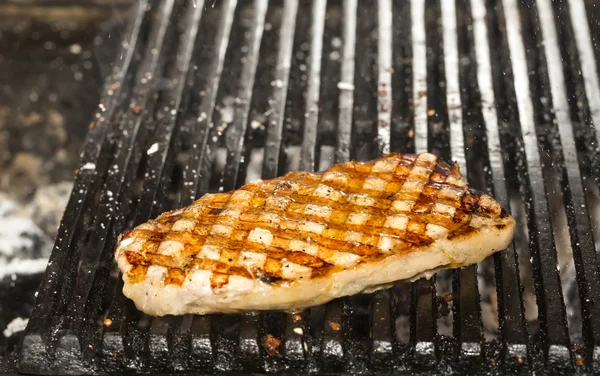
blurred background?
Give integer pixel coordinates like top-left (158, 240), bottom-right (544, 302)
top-left (0, 1), bottom-right (132, 372)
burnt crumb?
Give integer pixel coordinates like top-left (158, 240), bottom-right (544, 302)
top-left (499, 208), bottom-right (509, 218)
top-left (275, 181), bottom-right (293, 190)
top-left (262, 334), bottom-right (282, 358)
top-left (515, 355), bottom-right (525, 366)
top-left (208, 207), bottom-right (222, 215)
top-left (436, 295), bottom-right (451, 317)
top-left (258, 273), bottom-right (281, 284)
top-left (496, 224), bottom-right (506, 229)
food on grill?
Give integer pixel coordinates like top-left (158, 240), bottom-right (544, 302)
top-left (114, 153), bottom-right (515, 316)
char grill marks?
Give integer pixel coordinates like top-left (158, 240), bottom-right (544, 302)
top-left (118, 152), bottom-right (503, 289)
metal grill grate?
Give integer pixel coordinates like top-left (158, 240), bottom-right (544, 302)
top-left (19, 0), bottom-right (600, 374)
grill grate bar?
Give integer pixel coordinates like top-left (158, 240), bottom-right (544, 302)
top-left (319, 300), bottom-right (345, 372)
top-left (408, 0), bottom-right (437, 364)
top-left (537, 0), bottom-right (600, 361)
top-left (143, 0), bottom-right (210, 350)
top-left (299, 0), bottom-right (327, 172)
top-left (282, 311), bottom-right (308, 368)
top-left (219, 0), bottom-right (267, 192)
top-left (376, 0), bottom-right (392, 154)
top-left (502, 0), bottom-right (570, 357)
top-left (413, 279), bottom-right (436, 368)
top-left (411, 0), bottom-right (428, 154)
top-left (562, 0), bottom-right (600, 257)
top-left (60, 0), bottom-right (176, 342)
top-left (568, 0), bottom-right (600, 147)
top-left (334, 0), bottom-right (356, 164)
top-left (180, 0), bottom-right (237, 206)
top-left (441, 0), bottom-right (466, 173)
top-left (237, 315), bottom-right (261, 371)
top-left (134, 0), bottom-right (203, 227)
top-left (468, 0), bottom-right (528, 359)
top-left (176, 2), bottom-right (238, 371)
top-left (23, 0), bottom-right (148, 338)
top-left (390, 1), bottom-right (413, 154)
top-left (437, 0), bottom-right (461, 348)
top-left (366, 0), bottom-right (395, 367)
top-left (370, 289), bottom-right (394, 369)
top-left (261, 0), bottom-right (298, 180)
top-left (103, 0), bottom-right (204, 370)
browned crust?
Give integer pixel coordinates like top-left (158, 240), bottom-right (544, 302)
top-left (117, 153), bottom-right (513, 288)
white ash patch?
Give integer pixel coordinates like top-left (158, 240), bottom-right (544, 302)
top-left (0, 258), bottom-right (49, 281)
top-left (0, 196), bottom-right (51, 259)
top-left (24, 181), bottom-right (72, 239)
top-left (0, 195), bottom-right (51, 280)
top-left (3, 317), bottom-right (29, 338)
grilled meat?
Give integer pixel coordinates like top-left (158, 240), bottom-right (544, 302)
top-left (115, 153), bottom-right (515, 316)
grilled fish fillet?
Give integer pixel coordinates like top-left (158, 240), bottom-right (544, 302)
top-left (115, 153), bottom-right (515, 316)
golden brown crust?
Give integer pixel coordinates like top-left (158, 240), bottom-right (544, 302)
top-left (116, 153), bottom-right (513, 290)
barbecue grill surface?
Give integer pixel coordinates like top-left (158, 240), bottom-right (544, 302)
top-left (19, 0), bottom-right (600, 374)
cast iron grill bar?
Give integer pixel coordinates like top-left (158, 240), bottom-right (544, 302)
top-left (96, 1), bottom-right (193, 370)
top-left (311, 2), bottom-right (352, 371)
top-left (437, 0), bottom-right (461, 347)
top-left (219, 0), bottom-right (267, 192)
top-left (180, 0), bottom-right (237, 205)
top-left (468, 0), bottom-right (528, 360)
top-left (502, 0), bottom-right (570, 359)
top-left (390, 2), bottom-right (414, 364)
top-left (282, 311), bottom-right (308, 365)
top-left (408, 0), bottom-right (437, 367)
top-left (370, 289), bottom-right (394, 368)
top-left (376, 0), bottom-right (392, 154)
top-left (210, 1), bottom-right (269, 371)
top-left (488, 0), bottom-right (545, 362)
top-left (56, 0), bottom-right (175, 348)
top-left (134, 0), bottom-right (203, 231)
top-left (313, 2), bottom-right (353, 370)
top-left (368, 0), bottom-right (395, 368)
top-left (299, 0), bottom-right (326, 172)
top-left (261, 0), bottom-right (298, 180)
top-left (521, 0), bottom-right (588, 366)
top-left (553, 2), bottom-right (600, 328)
top-left (339, 1), bottom-right (378, 370)
top-left (568, 0), bottom-right (600, 146)
top-left (426, 0), bottom-right (483, 356)
top-left (413, 279), bottom-right (435, 368)
top-left (238, 314), bottom-right (260, 371)
top-left (24, 0), bottom-right (148, 337)
top-left (132, 1), bottom-right (205, 370)
top-left (390, 0), bottom-right (413, 154)
top-left (411, 0), bottom-right (428, 154)
top-left (175, 1), bottom-right (237, 371)
top-left (257, 0), bottom-right (308, 358)
top-left (334, 0), bottom-right (356, 164)
top-left (442, 0), bottom-right (466, 172)
top-left (319, 299), bottom-right (345, 371)
top-left (536, 0), bottom-right (600, 362)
